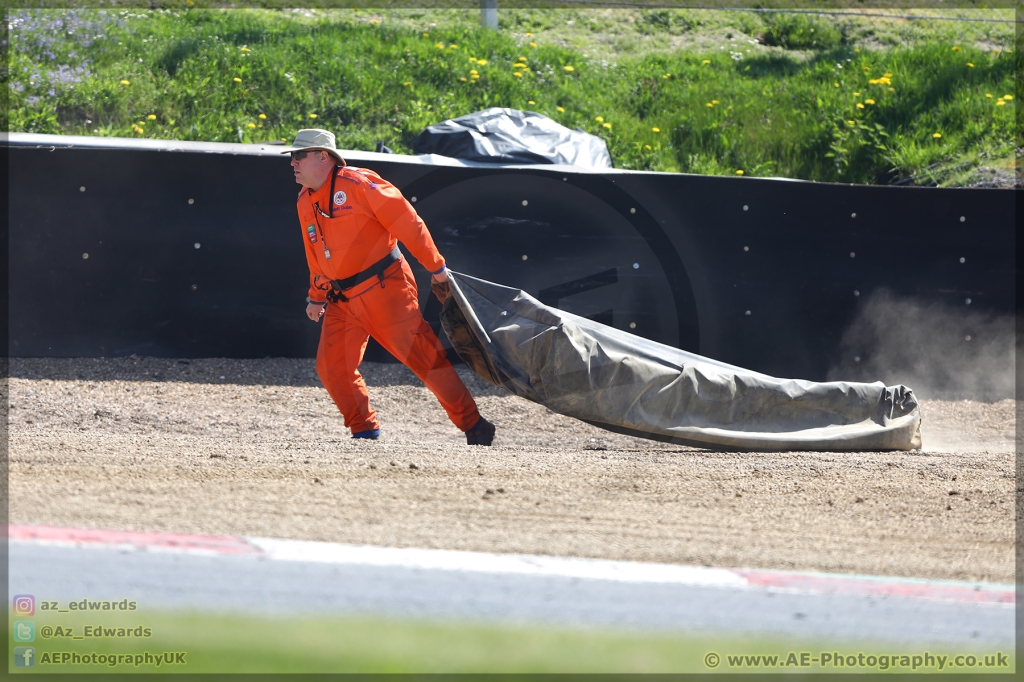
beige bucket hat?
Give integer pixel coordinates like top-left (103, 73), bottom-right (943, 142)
top-left (281, 128), bottom-right (346, 165)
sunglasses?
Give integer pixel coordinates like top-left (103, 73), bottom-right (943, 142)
top-left (290, 150), bottom-right (312, 161)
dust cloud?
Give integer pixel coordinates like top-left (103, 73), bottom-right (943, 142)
top-left (827, 289), bottom-right (1016, 402)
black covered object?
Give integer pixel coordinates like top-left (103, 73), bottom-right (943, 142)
top-left (412, 107), bottom-right (613, 167)
top-left (440, 272), bottom-right (922, 452)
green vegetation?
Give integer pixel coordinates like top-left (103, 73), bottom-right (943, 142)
top-left (7, 7), bottom-right (1017, 185)
top-left (18, 610), bottom-right (1014, 674)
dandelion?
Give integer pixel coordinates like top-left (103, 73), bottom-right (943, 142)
top-left (706, 102), bottom-right (713, 107)
top-left (556, 106), bottom-right (565, 112)
top-left (854, 48), bottom-right (860, 53)
top-left (701, 60), bottom-right (710, 65)
top-left (477, 59), bottom-right (488, 66)
top-left (1003, 95), bottom-right (1013, 100)
top-left (470, 69), bottom-right (478, 75)
top-left (528, 100), bottom-right (535, 104)
top-left (132, 124), bottom-right (143, 133)
top-left (247, 123), bottom-right (256, 128)
top-left (403, 81), bottom-right (412, 86)
top-left (834, 82), bottom-right (840, 87)
top-left (469, 57), bottom-right (477, 63)
top-left (884, 73), bottom-right (892, 78)
top-left (712, 100), bottom-right (719, 104)
top-left (996, 100), bottom-right (1006, 106)
top-left (513, 72), bottom-right (523, 78)
top-left (862, 66), bottom-right (869, 71)
top-left (985, 93), bottom-right (993, 98)
top-left (240, 46), bottom-right (250, 52)
top-left (847, 120), bottom-right (856, 125)
top-left (147, 114), bottom-right (156, 120)
top-left (513, 63), bottom-right (527, 69)
top-left (258, 113), bottom-right (267, 119)
top-left (952, 46), bottom-right (960, 51)
top-left (371, 19), bottom-right (379, 24)
top-left (137, 121), bottom-right (145, 126)
top-left (864, 99), bottom-right (875, 105)
top-left (449, 44), bottom-right (458, 49)
top-left (519, 56), bottom-right (527, 61)
top-left (120, 79), bottom-right (130, 85)
top-left (233, 77), bottom-right (242, 82)
top-left (564, 65), bottom-right (575, 72)
top-left (423, 33), bottom-right (429, 37)
top-left (663, 73), bottom-right (671, 78)
top-left (652, 127), bottom-right (660, 133)
top-left (853, 91), bottom-right (860, 96)
top-left (309, 113), bottom-right (318, 119)
top-left (966, 63), bottom-right (974, 67)
top-left (736, 170), bottom-right (744, 175)
top-left (603, 122), bottom-right (612, 129)
top-left (435, 42), bottom-right (444, 49)
top-left (460, 77), bottom-right (467, 82)
top-left (595, 116), bottom-right (604, 122)
top-left (856, 103), bottom-right (864, 109)
top-left (529, 42), bottom-right (537, 48)
top-left (526, 32), bottom-right (533, 37)
top-left (932, 132), bottom-right (941, 138)
top-left (644, 144), bottom-right (652, 150)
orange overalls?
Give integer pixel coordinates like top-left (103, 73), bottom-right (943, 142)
top-left (298, 165), bottom-right (480, 435)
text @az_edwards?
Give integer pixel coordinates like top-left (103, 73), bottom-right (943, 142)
top-left (704, 650), bottom-right (1011, 671)
top-left (39, 624), bottom-right (153, 639)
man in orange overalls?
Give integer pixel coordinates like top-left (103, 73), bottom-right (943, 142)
top-left (283, 129), bottom-right (495, 445)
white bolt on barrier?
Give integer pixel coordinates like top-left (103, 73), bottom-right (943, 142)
top-left (854, 356), bottom-right (861, 362)
top-left (851, 212), bottom-right (857, 218)
top-left (410, 196), bottom-right (417, 203)
top-left (188, 198), bottom-right (194, 204)
top-left (850, 252), bottom-right (856, 258)
top-left (79, 186), bottom-right (86, 192)
top-left (854, 290), bottom-right (860, 296)
top-left (745, 310), bottom-right (751, 315)
top-left (521, 254), bottom-right (528, 260)
top-left (960, 216), bottom-right (966, 222)
top-left (194, 243), bottom-right (201, 249)
top-left (629, 322), bottom-right (637, 329)
top-left (633, 263), bottom-right (639, 269)
top-left (522, 200), bottom-right (528, 206)
top-left (960, 257), bottom-right (965, 263)
top-left (966, 298), bottom-right (972, 305)
top-left (82, 253), bottom-right (89, 259)
top-left (630, 207), bottom-right (636, 214)
top-left (192, 284), bottom-right (198, 291)
top-left (743, 205), bottom-right (749, 211)
top-left (965, 335), bottom-right (972, 341)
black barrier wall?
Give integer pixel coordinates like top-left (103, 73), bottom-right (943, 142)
top-left (6, 134), bottom-right (1015, 380)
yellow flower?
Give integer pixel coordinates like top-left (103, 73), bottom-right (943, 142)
top-left (528, 100), bottom-right (535, 104)
top-left (889, 87), bottom-right (895, 92)
top-left (736, 170), bottom-right (744, 175)
top-left (701, 60), bottom-right (710, 65)
top-left (258, 113), bottom-right (267, 119)
top-left (854, 48), bottom-right (860, 53)
top-left (864, 99), bottom-right (875, 105)
top-left (518, 56), bottom-right (527, 61)
top-left (526, 32), bottom-right (533, 37)
top-left (435, 42), bottom-right (444, 49)
top-left (862, 66), bottom-right (870, 72)
top-left (476, 59), bottom-right (488, 66)
top-left (147, 114), bottom-right (157, 120)
top-left (853, 91), bottom-right (860, 96)
top-left (847, 120), bottom-right (856, 125)
top-left (663, 73), bottom-right (671, 78)
top-left (240, 46), bottom-right (250, 52)
top-left (423, 33), bottom-right (429, 38)
top-left (371, 19), bottom-right (379, 24)
top-left (233, 77), bottom-right (242, 82)
top-left (883, 73), bottom-right (892, 78)
top-left (529, 42), bottom-right (537, 48)
top-left (247, 123), bottom-right (256, 128)
top-left (603, 122), bottom-right (612, 129)
top-left (556, 106), bottom-right (565, 112)
top-left (856, 103), bottom-right (864, 109)
top-left (513, 72), bottom-right (522, 78)
top-left (449, 44), bottom-right (458, 49)
top-left (652, 127), bottom-right (660, 133)
top-left (985, 93), bottom-right (993, 98)
top-left (834, 82), bottom-right (840, 87)
top-left (712, 100), bottom-right (719, 104)
top-left (132, 124), bottom-right (143, 133)
top-left (469, 57), bottom-right (477, 63)
top-left (460, 77), bottom-right (467, 82)
top-left (966, 63), bottom-right (974, 67)
top-left (470, 69), bottom-right (478, 75)
top-left (706, 102), bottom-right (713, 107)
top-left (644, 144), bottom-right (652, 150)
top-left (513, 63), bottom-right (527, 69)
top-left (952, 46), bottom-right (961, 51)
top-left (403, 81), bottom-right (412, 86)
top-left (996, 100), bottom-right (1006, 106)
top-left (120, 80), bottom-right (130, 85)
top-left (932, 132), bottom-right (942, 138)
top-left (309, 113), bottom-right (318, 119)
top-left (595, 116), bottom-right (604, 122)
top-left (137, 121), bottom-right (145, 126)
top-left (1003, 95), bottom-right (1013, 100)
top-left (564, 65), bottom-right (575, 72)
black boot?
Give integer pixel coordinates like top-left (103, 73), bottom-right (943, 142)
top-left (466, 417), bottom-right (496, 446)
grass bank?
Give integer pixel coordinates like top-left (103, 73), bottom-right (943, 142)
top-left (7, 7), bottom-right (1017, 185)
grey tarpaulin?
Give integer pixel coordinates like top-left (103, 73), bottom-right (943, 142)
top-left (440, 272), bottom-right (922, 451)
top-left (412, 107), bottom-right (613, 167)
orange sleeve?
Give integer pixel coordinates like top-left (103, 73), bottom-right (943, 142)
top-left (298, 202), bottom-right (329, 304)
top-left (360, 174), bottom-right (446, 274)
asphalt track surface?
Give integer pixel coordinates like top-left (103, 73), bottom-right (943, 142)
top-left (10, 528), bottom-right (1014, 647)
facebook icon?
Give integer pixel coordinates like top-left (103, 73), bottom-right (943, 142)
top-left (14, 646), bottom-right (35, 668)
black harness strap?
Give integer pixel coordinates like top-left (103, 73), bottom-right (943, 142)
top-left (326, 246), bottom-right (403, 303)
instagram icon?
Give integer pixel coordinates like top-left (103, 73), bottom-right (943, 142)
top-left (13, 595), bottom-right (35, 616)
